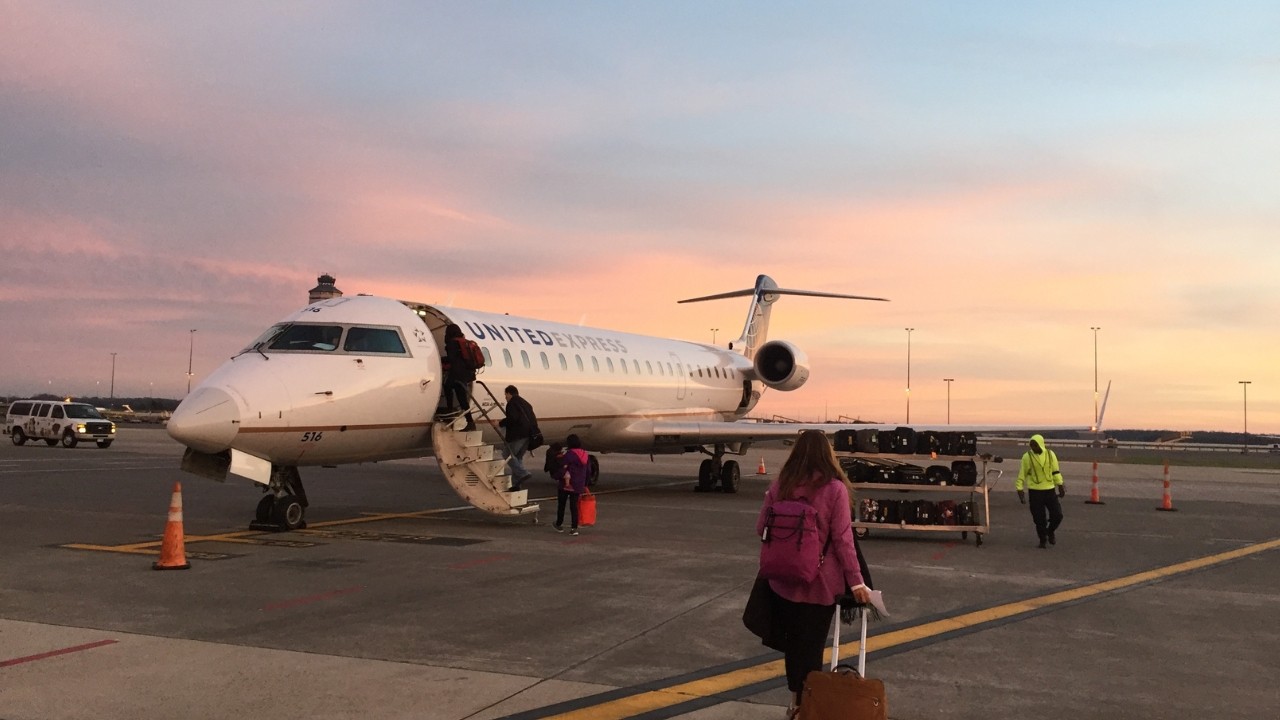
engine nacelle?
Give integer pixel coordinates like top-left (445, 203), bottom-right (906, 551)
top-left (753, 340), bottom-right (810, 391)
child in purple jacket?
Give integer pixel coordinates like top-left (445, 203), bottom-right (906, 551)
top-left (554, 434), bottom-right (590, 535)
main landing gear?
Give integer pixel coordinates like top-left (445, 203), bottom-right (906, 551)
top-left (249, 465), bottom-right (309, 532)
top-left (695, 443), bottom-right (740, 494)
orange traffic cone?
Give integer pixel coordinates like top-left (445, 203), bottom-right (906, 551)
top-left (757, 457), bottom-right (768, 475)
top-left (1085, 460), bottom-right (1105, 505)
top-left (153, 482), bottom-right (191, 570)
top-left (1156, 460), bottom-right (1177, 512)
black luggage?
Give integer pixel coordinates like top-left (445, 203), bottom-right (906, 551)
top-left (924, 464), bottom-right (953, 485)
top-left (954, 432), bottom-right (977, 456)
top-left (855, 428), bottom-right (880, 454)
top-left (914, 430), bottom-right (941, 456)
top-left (951, 460), bottom-right (978, 487)
top-left (936, 500), bottom-right (958, 525)
top-left (833, 430), bottom-right (858, 452)
top-left (956, 500), bottom-right (977, 526)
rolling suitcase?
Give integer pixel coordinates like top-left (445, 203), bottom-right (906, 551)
top-left (796, 602), bottom-right (887, 720)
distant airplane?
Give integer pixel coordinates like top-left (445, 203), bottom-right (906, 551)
top-left (102, 404), bottom-right (172, 424)
top-left (168, 274), bottom-right (1083, 531)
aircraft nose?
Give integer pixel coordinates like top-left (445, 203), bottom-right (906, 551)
top-left (167, 387), bottom-right (240, 453)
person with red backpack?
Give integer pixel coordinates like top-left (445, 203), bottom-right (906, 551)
top-left (442, 323), bottom-right (478, 431)
top-left (755, 430), bottom-right (871, 717)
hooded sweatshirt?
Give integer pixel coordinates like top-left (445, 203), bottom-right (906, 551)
top-left (1016, 433), bottom-right (1063, 491)
top-left (558, 448), bottom-right (591, 494)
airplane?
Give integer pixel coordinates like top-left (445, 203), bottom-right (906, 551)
top-left (102, 404), bottom-right (172, 424)
top-left (167, 274), bottom-right (1084, 531)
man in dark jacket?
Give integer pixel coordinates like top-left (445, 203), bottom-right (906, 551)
top-left (443, 324), bottom-right (476, 431)
top-left (498, 385), bottom-right (537, 490)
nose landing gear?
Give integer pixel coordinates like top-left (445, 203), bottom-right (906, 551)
top-left (249, 466), bottom-right (309, 532)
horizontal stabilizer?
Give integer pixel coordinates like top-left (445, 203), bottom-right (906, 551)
top-left (678, 287), bottom-right (889, 304)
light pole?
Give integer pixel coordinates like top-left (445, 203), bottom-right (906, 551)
top-left (710, 328), bottom-right (719, 344)
top-left (187, 329), bottom-right (197, 394)
top-left (1239, 380), bottom-right (1251, 454)
top-left (944, 378), bottom-right (954, 424)
top-left (110, 352), bottom-right (117, 400)
top-left (905, 327), bottom-right (914, 423)
top-left (1090, 327), bottom-right (1101, 429)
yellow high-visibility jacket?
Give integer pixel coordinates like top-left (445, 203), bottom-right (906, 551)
top-left (1016, 434), bottom-right (1063, 491)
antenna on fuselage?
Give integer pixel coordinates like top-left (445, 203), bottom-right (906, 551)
top-left (678, 274), bottom-right (888, 359)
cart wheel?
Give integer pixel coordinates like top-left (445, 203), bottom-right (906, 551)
top-left (855, 527), bottom-right (869, 539)
top-left (975, 533), bottom-right (983, 547)
top-left (961, 531), bottom-right (968, 540)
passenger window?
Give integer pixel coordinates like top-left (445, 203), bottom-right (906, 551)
top-left (634, 360), bottom-right (642, 374)
top-left (503, 349), bottom-right (513, 368)
top-left (481, 347), bottom-right (493, 367)
top-left (11, 402), bottom-right (31, 415)
top-left (343, 326), bottom-right (407, 354)
top-left (667, 362), bottom-right (674, 375)
top-left (52, 406), bottom-right (65, 419)
top-left (606, 358), bottom-right (614, 373)
top-left (576, 355), bottom-right (584, 371)
top-left (541, 352), bottom-right (550, 370)
top-left (657, 362), bottom-right (664, 376)
top-left (559, 353), bottom-right (568, 370)
top-left (38, 404), bottom-right (51, 418)
top-left (620, 360), bottom-right (628, 374)
top-left (645, 361), bottom-right (653, 375)
top-left (592, 357), bottom-right (600, 372)
top-left (521, 350), bottom-right (531, 369)
top-left (697, 368), bottom-right (703, 378)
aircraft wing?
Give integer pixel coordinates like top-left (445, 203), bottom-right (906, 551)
top-left (634, 420), bottom-right (1090, 447)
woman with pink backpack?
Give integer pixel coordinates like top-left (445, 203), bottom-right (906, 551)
top-left (754, 430), bottom-right (871, 717)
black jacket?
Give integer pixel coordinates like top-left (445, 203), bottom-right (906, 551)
top-left (499, 394), bottom-right (536, 441)
top-left (444, 336), bottom-right (477, 383)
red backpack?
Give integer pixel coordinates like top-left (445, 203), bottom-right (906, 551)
top-left (455, 337), bottom-right (486, 370)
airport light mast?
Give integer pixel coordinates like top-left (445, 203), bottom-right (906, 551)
top-left (110, 352), bottom-right (117, 400)
top-left (187, 329), bottom-right (197, 395)
top-left (1091, 327), bottom-right (1101, 429)
top-left (905, 327), bottom-right (914, 423)
top-left (1239, 380), bottom-right (1251, 454)
top-left (944, 378), bottom-right (954, 424)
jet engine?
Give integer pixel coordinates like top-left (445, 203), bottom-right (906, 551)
top-left (753, 340), bottom-right (810, 391)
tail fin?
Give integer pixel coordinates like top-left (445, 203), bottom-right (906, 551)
top-left (678, 275), bottom-right (887, 360)
top-left (1095, 380), bottom-right (1112, 432)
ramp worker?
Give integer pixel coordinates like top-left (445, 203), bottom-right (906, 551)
top-left (1017, 433), bottom-right (1066, 549)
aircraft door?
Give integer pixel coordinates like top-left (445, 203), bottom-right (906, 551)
top-left (670, 352), bottom-right (687, 401)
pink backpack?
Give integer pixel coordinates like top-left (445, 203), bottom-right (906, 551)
top-left (759, 497), bottom-right (826, 583)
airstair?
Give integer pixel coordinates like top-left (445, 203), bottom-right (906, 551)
top-left (431, 383), bottom-right (539, 519)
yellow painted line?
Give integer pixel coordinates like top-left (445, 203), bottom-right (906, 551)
top-left (539, 537), bottom-right (1280, 720)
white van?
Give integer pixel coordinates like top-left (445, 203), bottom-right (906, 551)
top-left (4, 400), bottom-right (116, 448)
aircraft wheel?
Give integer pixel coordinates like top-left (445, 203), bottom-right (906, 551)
top-left (587, 455), bottom-right (600, 487)
top-left (720, 460), bottom-right (740, 494)
top-left (96, 440), bottom-right (113, 449)
top-left (61, 431), bottom-right (79, 448)
top-left (255, 495), bottom-right (274, 523)
top-left (696, 459), bottom-right (718, 492)
top-left (274, 494), bottom-right (306, 531)
top-left (11, 428), bottom-right (27, 445)
top-left (46, 439), bottom-right (59, 446)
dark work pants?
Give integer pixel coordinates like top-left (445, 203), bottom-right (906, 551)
top-left (555, 490), bottom-right (580, 529)
top-left (773, 595), bottom-right (836, 694)
top-left (1028, 488), bottom-right (1063, 541)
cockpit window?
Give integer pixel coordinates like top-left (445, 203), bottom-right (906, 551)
top-left (343, 326), bottom-right (407, 354)
top-left (239, 323), bottom-right (409, 356)
top-left (267, 324), bottom-right (345, 352)
top-left (65, 404), bottom-right (105, 420)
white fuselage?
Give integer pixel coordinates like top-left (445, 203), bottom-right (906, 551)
top-left (168, 295), bottom-right (758, 467)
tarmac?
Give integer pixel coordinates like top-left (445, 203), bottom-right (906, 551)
top-left (1, 428), bottom-right (1278, 720)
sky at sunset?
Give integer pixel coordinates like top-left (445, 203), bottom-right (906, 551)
top-left (2, 2), bottom-right (1277, 433)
